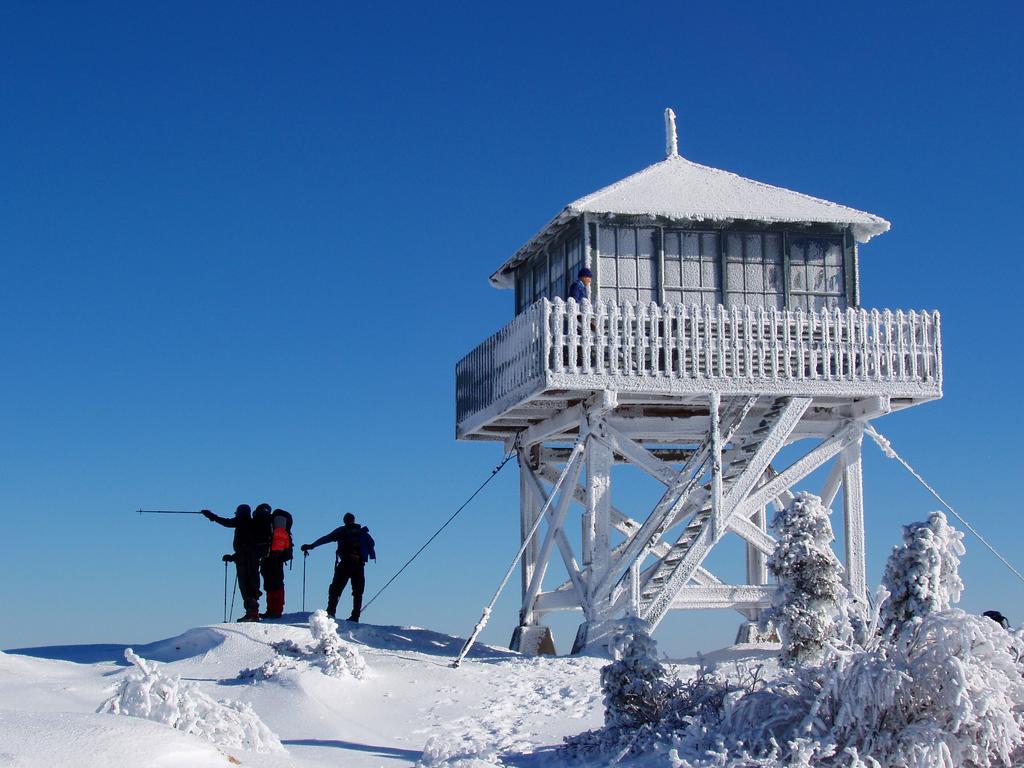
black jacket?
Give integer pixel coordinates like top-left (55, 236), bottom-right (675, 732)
top-left (309, 523), bottom-right (376, 564)
top-left (208, 511), bottom-right (270, 554)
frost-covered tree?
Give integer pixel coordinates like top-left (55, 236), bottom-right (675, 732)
top-left (879, 510), bottom-right (965, 637)
top-left (309, 610), bottom-right (368, 679)
top-left (601, 619), bottom-right (675, 728)
top-left (99, 649), bottom-right (283, 753)
top-left (762, 492), bottom-right (846, 665)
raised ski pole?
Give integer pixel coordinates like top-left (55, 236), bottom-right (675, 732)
top-left (137, 509), bottom-right (204, 515)
top-left (302, 551), bottom-right (308, 612)
top-left (452, 437), bottom-right (586, 669)
top-left (223, 560), bottom-right (229, 622)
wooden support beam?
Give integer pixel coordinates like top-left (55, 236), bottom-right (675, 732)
top-left (842, 433), bottom-right (868, 603)
top-left (728, 513), bottom-right (776, 557)
top-left (586, 435), bottom-right (614, 611)
top-left (597, 424), bottom-right (679, 486)
top-left (820, 455), bottom-right (845, 509)
top-left (710, 392), bottom-right (723, 539)
top-left (667, 585), bottom-right (776, 610)
top-left (522, 459), bottom-right (590, 616)
top-left (520, 404), bottom-right (584, 447)
top-left (518, 451), bottom-right (541, 624)
top-left (734, 427), bottom-right (855, 520)
top-left (745, 505), bottom-right (769, 587)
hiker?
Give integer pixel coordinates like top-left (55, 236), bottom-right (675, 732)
top-left (983, 610), bottom-right (1010, 629)
top-left (301, 513), bottom-right (376, 622)
top-left (259, 508), bottom-right (294, 619)
top-left (568, 266), bottom-right (592, 303)
top-left (203, 503), bottom-right (270, 622)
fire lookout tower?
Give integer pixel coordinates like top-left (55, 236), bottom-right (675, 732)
top-left (455, 110), bottom-right (942, 655)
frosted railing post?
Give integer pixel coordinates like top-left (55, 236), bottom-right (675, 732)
top-left (730, 307), bottom-right (740, 377)
top-left (871, 309), bottom-right (882, 381)
top-left (609, 302), bottom-right (621, 375)
top-left (756, 306), bottom-right (766, 378)
top-left (908, 311), bottom-right (919, 380)
top-left (581, 300), bottom-right (594, 375)
top-left (541, 299), bottom-right (553, 378)
top-left (552, 298), bottom-right (566, 374)
top-left (821, 306), bottom-right (832, 380)
top-left (716, 305), bottom-right (726, 378)
top-left (796, 311), bottom-right (806, 380)
top-left (933, 311), bottom-right (943, 387)
top-left (594, 301), bottom-right (607, 375)
top-left (854, 308), bottom-right (865, 380)
top-left (663, 303), bottom-right (675, 378)
top-left (895, 310), bottom-right (906, 380)
top-left (692, 305), bottom-right (700, 380)
top-left (702, 304), bottom-right (713, 378)
top-left (742, 306), bottom-right (752, 378)
top-left (650, 302), bottom-right (662, 377)
top-left (567, 298), bottom-right (581, 372)
top-left (783, 310), bottom-right (792, 379)
top-left (770, 307), bottom-right (780, 380)
top-left (636, 302), bottom-right (648, 376)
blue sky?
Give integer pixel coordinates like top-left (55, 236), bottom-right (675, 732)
top-left (3, 2), bottom-right (1022, 655)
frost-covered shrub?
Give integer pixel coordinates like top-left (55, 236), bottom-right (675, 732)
top-left (561, 509), bottom-right (1024, 768)
top-left (880, 510), bottom-right (965, 637)
top-left (99, 649), bottom-right (283, 753)
top-left (762, 493), bottom-right (847, 665)
top-left (238, 653), bottom-right (298, 681)
top-left (309, 610), bottom-right (367, 679)
top-left (601, 619), bottom-right (676, 728)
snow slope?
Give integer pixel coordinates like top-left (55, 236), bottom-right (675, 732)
top-left (1, 615), bottom-right (636, 767)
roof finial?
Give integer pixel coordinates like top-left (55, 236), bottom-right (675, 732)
top-left (665, 108), bottom-right (679, 158)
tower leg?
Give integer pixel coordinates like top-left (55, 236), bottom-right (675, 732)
top-left (842, 434), bottom-right (867, 604)
top-left (573, 414), bottom-right (621, 655)
top-left (518, 449), bottom-right (541, 626)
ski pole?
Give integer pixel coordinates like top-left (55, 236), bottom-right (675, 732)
top-left (302, 551), bottom-right (308, 612)
top-left (223, 560), bottom-right (229, 623)
top-left (229, 576), bottom-right (237, 621)
top-left (137, 509), bottom-right (203, 515)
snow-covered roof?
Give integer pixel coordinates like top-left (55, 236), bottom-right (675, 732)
top-left (491, 153), bottom-right (890, 288)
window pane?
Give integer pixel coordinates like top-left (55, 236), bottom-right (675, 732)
top-left (809, 263), bottom-right (826, 292)
top-left (824, 240), bottom-right (843, 266)
top-left (725, 233), bottom-right (743, 259)
top-left (726, 261), bottom-right (744, 291)
top-left (745, 261), bottom-right (764, 292)
top-left (791, 264), bottom-right (806, 291)
top-left (598, 226), bottom-right (616, 258)
top-left (744, 233), bottom-right (762, 261)
top-left (664, 258), bottom-right (681, 288)
top-left (702, 233), bottom-right (719, 257)
top-left (681, 233), bottom-right (701, 257)
top-left (681, 257), bottom-right (700, 286)
top-left (600, 256), bottom-right (617, 286)
top-left (701, 259), bottom-right (719, 289)
top-left (620, 256), bottom-right (638, 288)
top-left (665, 288), bottom-right (684, 304)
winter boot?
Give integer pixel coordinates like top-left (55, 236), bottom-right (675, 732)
top-left (261, 588), bottom-right (285, 619)
top-left (346, 614), bottom-right (359, 623)
top-left (237, 612), bottom-right (260, 623)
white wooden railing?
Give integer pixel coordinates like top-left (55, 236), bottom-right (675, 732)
top-left (457, 299), bottom-right (942, 430)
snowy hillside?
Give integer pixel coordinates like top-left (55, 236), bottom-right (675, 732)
top-left (3, 612), bottom-right (720, 767)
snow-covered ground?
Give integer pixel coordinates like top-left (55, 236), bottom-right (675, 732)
top-left (2, 613), bottom-right (759, 767)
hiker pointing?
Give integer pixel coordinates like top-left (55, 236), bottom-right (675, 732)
top-left (301, 512), bottom-right (375, 622)
top-left (203, 503), bottom-right (271, 622)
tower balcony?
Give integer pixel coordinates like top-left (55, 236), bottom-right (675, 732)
top-left (456, 299), bottom-right (942, 442)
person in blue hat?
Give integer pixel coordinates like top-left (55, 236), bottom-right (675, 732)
top-left (568, 267), bottom-right (592, 303)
